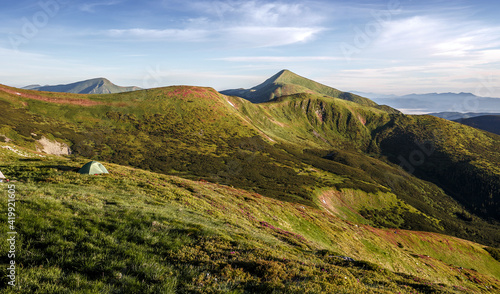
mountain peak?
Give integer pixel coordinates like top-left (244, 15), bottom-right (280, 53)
top-left (266, 69), bottom-right (306, 84)
top-left (221, 70), bottom-right (378, 107)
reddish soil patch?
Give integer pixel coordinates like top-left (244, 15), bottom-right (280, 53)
top-left (0, 85), bottom-right (104, 106)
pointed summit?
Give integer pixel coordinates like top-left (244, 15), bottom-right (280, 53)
top-left (221, 70), bottom-right (377, 107)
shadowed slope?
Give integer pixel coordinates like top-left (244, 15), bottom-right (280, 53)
top-left (455, 115), bottom-right (500, 135)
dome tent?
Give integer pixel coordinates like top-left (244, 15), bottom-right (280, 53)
top-left (78, 161), bottom-right (109, 175)
top-left (0, 171), bottom-right (5, 179)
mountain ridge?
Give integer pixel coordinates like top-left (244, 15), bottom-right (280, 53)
top-left (23, 77), bottom-right (142, 94)
top-left (430, 112), bottom-right (500, 120)
top-left (1, 83), bottom-right (499, 242)
top-left (1, 77), bottom-right (500, 292)
top-left (371, 92), bottom-right (500, 114)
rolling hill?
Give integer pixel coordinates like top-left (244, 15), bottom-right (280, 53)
top-left (455, 115), bottom-right (500, 135)
top-left (220, 70), bottom-right (380, 108)
top-left (1, 74), bottom-right (500, 293)
top-left (23, 78), bottom-right (141, 94)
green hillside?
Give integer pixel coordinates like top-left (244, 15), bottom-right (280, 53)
top-left (1, 147), bottom-right (499, 293)
top-left (1, 84), bottom-right (499, 244)
top-left (221, 70), bottom-right (380, 107)
top-left (1, 81), bottom-right (500, 292)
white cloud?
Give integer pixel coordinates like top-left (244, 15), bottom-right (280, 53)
top-left (221, 26), bottom-right (322, 47)
top-left (191, 0), bottom-right (322, 27)
top-left (326, 62), bottom-right (500, 97)
top-left (336, 13), bottom-right (500, 95)
top-left (105, 26), bottom-right (323, 47)
top-left (79, 1), bottom-right (121, 13)
top-left (104, 0), bottom-right (326, 47)
top-left (214, 56), bottom-right (342, 62)
top-left (106, 28), bottom-right (209, 42)
top-left (372, 15), bottom-right (500, 61)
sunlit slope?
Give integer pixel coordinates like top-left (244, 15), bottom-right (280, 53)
top-left (1, 85), bottom-right (499, 248)
top-left (0, 147), bottom-right (499, 293)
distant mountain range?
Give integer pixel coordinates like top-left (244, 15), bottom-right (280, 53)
top-left (24, 78), bottom-right (141, 94)
top-left (429, 112), bottom-right (500, 120)
top-left (221, 69), bottom-right (379, 108)
top-left (349, 91), bottom-right (397, 99)
top-left (368, 92), bottom-right (500, 114)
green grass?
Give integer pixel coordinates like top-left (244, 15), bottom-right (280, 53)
top-left (1, 85), bottom-right (499, 249)
top-left (0, 147), bottom-right (499, 293)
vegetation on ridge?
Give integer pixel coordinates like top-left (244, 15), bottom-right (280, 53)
top-left (1, 76), bottom-right (500, 293)
top-left (1, 149), bottom-right (499, 293)
top-left (1, 84), bottom-right (499, 247)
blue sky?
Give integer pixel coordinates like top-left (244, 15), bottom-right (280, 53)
top-left (1, 0), bottom-right (500, 97)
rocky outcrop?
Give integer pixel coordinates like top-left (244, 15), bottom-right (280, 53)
top-left (36, 136), bottom-right (71, 155)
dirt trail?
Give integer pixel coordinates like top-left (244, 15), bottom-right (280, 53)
top-left (0, 84), bottom-right (104, 106)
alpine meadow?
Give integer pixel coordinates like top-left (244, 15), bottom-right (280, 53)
top-left (2, 0), bottom-right (500, 293)
top-left (1, 69), bottom-right (500, 293)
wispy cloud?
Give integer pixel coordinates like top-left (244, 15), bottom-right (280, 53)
top-left (106, 28), bottom-right (209, 42)
top-left (214, 56), bottom-right (343, 62)
top-left (333, 11), bottom-right (500, 95)
top-left (220, 26), bottom-right (322, 47)
top-left (189, 0), bottom-right (323, 27)
top-left (373, 15), bottom-right (500, 62)
top-left (79, 1), bottom-right (121, 13)
top-left (102, 0), bottom-right (326, 47)
top-left (105, 26), bottom-right (323, 47)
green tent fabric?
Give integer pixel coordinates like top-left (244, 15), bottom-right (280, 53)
top-left (78, 161), bottom-right (109, 175)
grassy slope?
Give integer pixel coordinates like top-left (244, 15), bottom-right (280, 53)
top-left (228, 93), bottom-right (389, 150)
top-left (0, 146), bottom-right (499, 293)
top-left (1, 86), bottom-right (499, 247)
top-left (227, 93), bottom-right (500, 246)
top-left (374, 115), bottom-right (500, 221)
